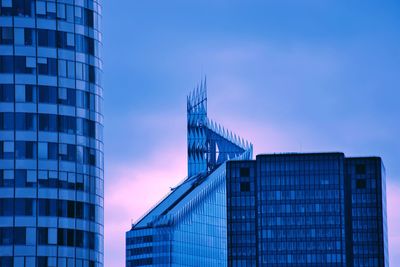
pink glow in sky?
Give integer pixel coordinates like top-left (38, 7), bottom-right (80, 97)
top-left (103, 1), bottom-right (400, 265)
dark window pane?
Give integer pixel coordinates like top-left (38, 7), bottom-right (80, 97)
top-left (37, 29), bottom-right (56, 47)
top-left (13, 0), bottom-right (34, 17)
top-left (39, 114), bottom-right (57, 132)
top-left (0, 199), bottom-right (14, 216)
top-left (355, 164), bottom-right (366, 175)
top-left (38, 86), bottom-right (57, 104)
top-left (0, 228), bottom-right (13, 245)
top-left (0, 112), bottom-right (14, 130)
top-left (356, 179), bottom-right (367, 189)
top-left (0, 27), bottom-right (13, 44)
top-left (14, 227), bottom-right (26, 245)
top-left (37, 228), bottom-right (48, 245)
top-left (0, 56), bottom-right (14, 73)
top-left (0, 84), bottom-right (14, 102)
top-left (15, 141), bottom-right (36, 159)
top-left (240, 167), bottom-right (250, 177)
top-left (240, 182), bottom-right (251, 192)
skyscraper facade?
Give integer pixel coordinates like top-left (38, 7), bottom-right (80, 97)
top-left (0, 1), bottom-right (104, 266)
top-left (227, 153), bottom-right (388, 267)
top-left (126, 81), bottom-right (252, 266)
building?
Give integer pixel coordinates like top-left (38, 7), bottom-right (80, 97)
top-left (0, 1), bottom-right (104, 267)
top-left (126, 80), bottom-right (253, 266)
top-left (227, 153), bottom-right (388, 267)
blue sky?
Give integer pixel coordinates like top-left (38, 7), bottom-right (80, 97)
top-left (102, 1), bottom-right (400, 265)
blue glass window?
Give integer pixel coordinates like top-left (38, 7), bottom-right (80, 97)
top-left (59, 115), bottom-right (76, 134)
top-left (39, 114), bottom-right (57, 132)
top-left (0, 228), bottom-right (13, 245)
top-left (14, 56), bottom-right (34, 74)
top-left (0, 56), bottom-right (14, 73)
top-left (37, 29), bottom-right (56, 48)
top-left (0, 199), bottom-right (14, 216)
top-left (0, 112), bottom-right (14, 130)
top-left (38, 58), bottom-right (57, 76)
top-left (38, 85), bottom-right (57, 103)
top-left (0, 27), bottom-right (13, 44)
top-left (14, 199), bottom-right (33, 216)
top-left (14, 227), bottom-right (26, 244)
top-left (0, 257), bottom-right (13, 267)
top-left (15, 141), bottom-right (37, 159)
top-left (13, 0), bottom-right (34, 17)
top-left (0, 84), bottom-right (14, 102)
top-left (15, 113), bottom-right (36, 131)
top-left (37, 228), bottom-right (48, 245)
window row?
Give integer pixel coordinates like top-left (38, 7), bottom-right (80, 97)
top-left (0, 198), bottom-right (97, 221)
top-left (0, 226), bottom-right (99, 250)
top-left (0, 56), bottom-right (100, 84)
top-left (0, 170), bottom-right (103, 196)
top-left (0, 1), bottom-right (100, 30)
top-left (0, 113), bottom-right (102, 139)
top-left (0, 141), bottom-right (101, 167)
top-left (0, 85), bottom-right (102, 113)
top-left (0, 257), bottom-right (96, 267)
top-left (0, 28), bottom-right (99, 56)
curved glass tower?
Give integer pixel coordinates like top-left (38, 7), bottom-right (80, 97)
top-left (0, 1), bottom-right (103, 267)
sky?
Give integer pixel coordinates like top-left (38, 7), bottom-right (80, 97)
top-left (101, 1), bottom-right (400, 266)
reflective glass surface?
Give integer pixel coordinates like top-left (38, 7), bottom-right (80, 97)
top-left (345, 158), bottom-right (388, 267)
top-left (0, 0), bottom-right (104, 266)
top-left (227, 154), bottom-right (388, 267)
top-left (126, 83), bottom-right (252, 266)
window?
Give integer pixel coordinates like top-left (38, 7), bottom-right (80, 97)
top-left (38, 86), bottom-right (57, 104)
top-left (0, 27), bottom-right (13, 44)
top-left (59, 116), bottom-right (76, 134)
top-left (38, 58), bottom-right (57, 76)
top-left (240, 167), bottom-right (250, 177)
top-left (37, 228), bottom-right (48, 245)
top-left (15, 169), bottom-right (35, 187)
top-left (356, 179), bottom-right (367, 189)
top-left (37, 29), bottom-right (56, 47)
top-left (39, 114), bottom-right (57, 132)
top-left (15, 113), bottom-right (36, 131)
top-left (0, 56), bottom-right (14, 73)
top-left (0, 112), bottom-right (14, 130)
top-left (24, 85), bottom-right (37, 102)
top-left (37, 257), bottom-right (48, 267)
top-left (24, 28), bottom-right (35, 45)
top-left (58, 88), bottom-right (76, 106)
top-left (15, 141), bottom-right (37, 159)
top-left (0, 199), bottom-right (13, 216)
top-left (355, 164), bottom-right (366, 175)
top-left (48, 143), bottom-right (58, 159)
top-left (0, 257), bottom-right (13, 267)
top-left (0, 228), bottom-right (13, 245)
top-left (14, 56), bottom-right (34, 74)
top-left (240, 182), bottom-right (251, 192)
top-left (14, 227), bottom-right (26, 245)
top-left (13, 0), bottom-right (34, 17)
top-left (14, 199), bottom-right (33, 216)
top-left (57, 228), bottom-right (74, 247)
top-left (38, 199), bottom-right (57, 216)
top-left (0, 84), bottom-right (14, 102)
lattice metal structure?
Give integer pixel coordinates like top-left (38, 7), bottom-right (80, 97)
top-left (187, 78), bottom-right (252, 176)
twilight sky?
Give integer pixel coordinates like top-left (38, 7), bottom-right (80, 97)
top-left (102, 1), bottom-right (400, 266)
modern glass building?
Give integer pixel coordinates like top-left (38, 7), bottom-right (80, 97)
top-left (227, 153), bottom-right (388, 267)
top-left (126, 80), bottom-right (253, 266)
top-left (0, 1), bottom-right (104, 266)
